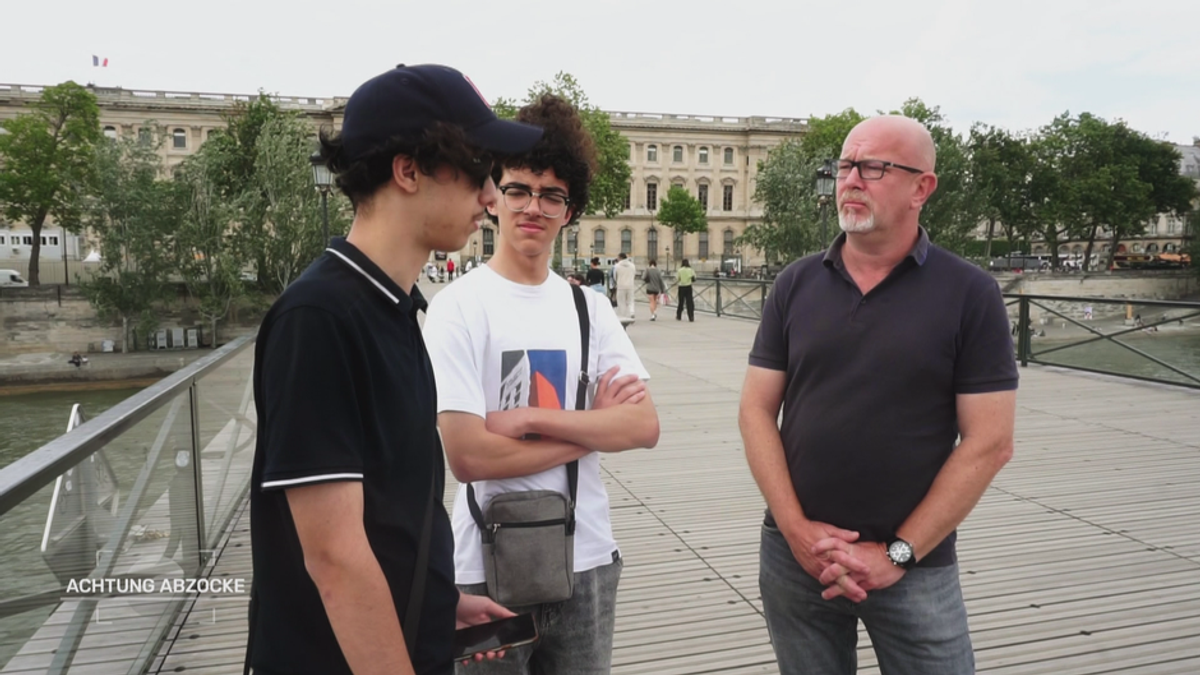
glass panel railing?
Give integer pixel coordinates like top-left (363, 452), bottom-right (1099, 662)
top-left (0, 391), bottom-right (195, 673)
top-left (0, 335), bottom-right (256, 674)
top-left (195, 348), bottom-right (257, 550)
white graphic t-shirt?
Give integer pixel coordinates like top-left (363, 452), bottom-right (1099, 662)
top-left (424, 265), bottom-right (651, 584)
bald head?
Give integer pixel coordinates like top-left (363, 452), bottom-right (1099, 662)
top-left (843, 115), bottom-right (936, 173)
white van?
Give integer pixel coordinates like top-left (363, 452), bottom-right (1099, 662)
top-left (0, 269), bottom-right (29, 288)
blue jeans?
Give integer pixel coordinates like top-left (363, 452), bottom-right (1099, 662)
top-left (456, 558), bottom-right (622, 675)
top-left (759, 525), bottom-right (974, 675)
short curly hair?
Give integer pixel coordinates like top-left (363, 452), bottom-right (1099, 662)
top-left (490, 94), bottom-right (598, 224)
top-left (317, 122), bottom-right (492, 211)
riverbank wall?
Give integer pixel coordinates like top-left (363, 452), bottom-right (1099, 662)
top-left (0, 286), bottom-right (263, 357)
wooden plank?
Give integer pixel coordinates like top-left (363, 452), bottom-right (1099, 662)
top-left (143, 308), bottom-right (1200, 675)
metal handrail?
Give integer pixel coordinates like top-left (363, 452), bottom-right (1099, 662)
top-left (0, 335), bottom-right (256, 517)
top-left (1006, 294), bottom-right (1200, 389)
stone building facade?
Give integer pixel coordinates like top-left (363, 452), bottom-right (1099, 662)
top-left (0, 82), bottom-right (805, 271)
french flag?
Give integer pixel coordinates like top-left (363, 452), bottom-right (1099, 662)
top-left (92, 55), bottom-right (108, 67)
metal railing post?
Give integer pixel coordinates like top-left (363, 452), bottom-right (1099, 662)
top-left (760, 282), bottom-right (767, 320)
top-left (1017, 296), bottom-right (1030, 367)
top-left (189, 381), bottom-right (208, 569)
top-left (716, 278), bottom-right (723, 317)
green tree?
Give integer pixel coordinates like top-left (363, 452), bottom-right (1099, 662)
top-left (201, 94), bottom-right (285, 282)
top-left (172, 149), bottom-right (245, 346)
top-left (740, 109), bottom-right (864, 262)
top-left (968, 124), bottom-right (1037, 258)
top-left (794, 108), bottom-right (866, 163)
top-left (0, 81), bottom-right (101, 285)
top-left (80, 135), bottom-right (180, 351)
top-left (495, 72), bottom-right (632, 220)
top-left (656, 186), bottom-right (707, 261)
top-left (1037, 113), bottom-right (1196, 270)
top-left (252, 113), bottom-right (350, 292)
top-left (890, 99), bottom-right (978, 252)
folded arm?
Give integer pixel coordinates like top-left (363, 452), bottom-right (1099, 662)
top-left (440, 411), bottom-right (591, 483)
top-left (485, 367), bottom-right (659, 453)
top-left (287, 481), bottom-right (415, 675)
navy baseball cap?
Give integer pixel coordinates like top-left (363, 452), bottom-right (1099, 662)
top-left (339, 64), bottom-right (542, 162)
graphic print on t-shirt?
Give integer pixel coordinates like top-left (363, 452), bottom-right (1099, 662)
top-left (499, 350), bottom-right (566, 412)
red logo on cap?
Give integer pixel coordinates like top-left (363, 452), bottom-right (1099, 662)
top-left (462, 74), bottom-right (490, 108)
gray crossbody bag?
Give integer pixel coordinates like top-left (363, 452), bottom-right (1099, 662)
top-left (465, 284), bottom-right (591, 606)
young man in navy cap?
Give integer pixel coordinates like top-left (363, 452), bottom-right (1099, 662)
top-left (247, 65), bottom-right (542, 675)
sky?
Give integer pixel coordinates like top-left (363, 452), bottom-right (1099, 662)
top-left (3, 0), bottom-right (1198, 144)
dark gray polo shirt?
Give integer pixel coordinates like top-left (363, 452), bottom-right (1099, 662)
top-left (750, 228), bottom-right (1018, 566)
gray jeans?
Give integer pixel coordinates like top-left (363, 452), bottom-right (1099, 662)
top-left (760, 524), bottom-right (974, 675)
top-left (456, 557), bottom-right (622, 675)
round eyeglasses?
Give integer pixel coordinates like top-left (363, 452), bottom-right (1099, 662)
top-left (498, 185), bottom-right (570, 219)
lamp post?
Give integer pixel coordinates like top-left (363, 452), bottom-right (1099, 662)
top-left (815, 158), bottom-right (836, 248)
top-left (472, 239), bottom-right (478, 266)
top-left (569, 223), bottom-right (579, 272)
top-left (665, 245), bottom-right (671, 274)
top-left (310, 151), bottom-right (333, 245)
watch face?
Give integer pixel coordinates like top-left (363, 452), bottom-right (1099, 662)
top-left (888, 540), bottom-right (913, 563)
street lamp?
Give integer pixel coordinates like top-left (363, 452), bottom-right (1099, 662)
top-left (815, 159), bottom-right (836, 248)
top-left (569, 223), bottom-right (580, 272)
top-left (472, 239), bottom-right (479, 266)
top-left (310, 151), bottom-right (333, 245)
top-left (665, 245), bottom-right (671, 274)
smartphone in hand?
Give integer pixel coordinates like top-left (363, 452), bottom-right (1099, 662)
top-left (453, 613), bottom-right (538, 661)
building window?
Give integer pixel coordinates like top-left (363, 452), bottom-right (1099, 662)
top-left (138, 128), bottom-right (152, 145)
top-left (673, 145), bottom-right (683, 163)
top-left (482, 227), bottom-right (495, 256)
top-left (1146, 243), bottom-right (1159, 253)
top-left (40, 235), bottom-right (60, 246)
top-left (103, 126), bottom-right (117, 139)
top-left (699, 147), bottom-right (709, 164)
top-left (621, 228), bottom-right (632, 254)
top-left (647, 228), bottom-right (658, 262)
top-left (647, 145), bottom-right (658, 163)
top-left (1147, 218), bottom-right (1159, 235)
top-left (724, 147), bottom-right (734, 165)
top-left (567, 228), bottom-right (577, 254)
top-left (172, 128), bottom-right (187, 149)
top-left (723, 229), bottom-right (735, 255)
top-left (623, 184), bottom-right (631, 211)
top-left (723, 184), bottom-right (734, 211)
top-left (593, 228), bottom-right (606, 255)
top-left (647, 182), bottom-right (658, 211)
top-left (697, 183), bottom-right (709, 210)
top-left (22, 235), bottom-right (34, 245)
top-left (699, 230), bottom-right (709, 260)
top-left (0, 235), bottom-right (5, 245)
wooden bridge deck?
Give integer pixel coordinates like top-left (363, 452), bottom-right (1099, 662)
top-left (153, 310), bottom-right (1200, 674)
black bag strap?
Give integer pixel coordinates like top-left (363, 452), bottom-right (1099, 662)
top-left (467, 284), bottom-right (590, 534)
top-left (403, 466), bottom-right (437, 655)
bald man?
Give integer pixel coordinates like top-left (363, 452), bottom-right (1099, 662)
top-left (739, 116), bottom-right (1017, 674)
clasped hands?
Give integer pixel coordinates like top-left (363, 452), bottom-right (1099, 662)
top-left (789, 522), bottom-right (906, 603)
top-left (485, 367), bottom-right (646, 439)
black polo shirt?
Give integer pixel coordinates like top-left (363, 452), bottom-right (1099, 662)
top-left (750, 229), bottom-right (1018, 566)
top-left (248, 238), bottom-right (456, 674)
